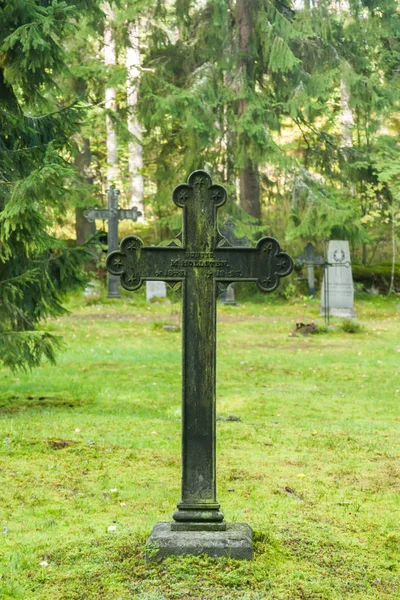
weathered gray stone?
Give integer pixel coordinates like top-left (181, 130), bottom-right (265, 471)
top-left (146, 522), bottom-right (253, 560)
top-left (321, 240), bottom-right (356, 318)
top-left (220, 283), bottom-right (236, 305)
top-left (295, 242), bottom-right (325, 298)
top-left (146, 280), bottom-right (167, 301)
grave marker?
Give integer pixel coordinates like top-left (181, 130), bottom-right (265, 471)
top-left (321, 240), bottom-right (355, 318)
top-left (295, 242), bottom-right (325, 298)
top-left (106, 170), bottom-right (293, 559)
top-left (84, 186), bottom-right (142, 298)
top-left (146, 280), bottom-right (167, 301)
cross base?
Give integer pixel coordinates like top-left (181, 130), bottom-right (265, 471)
top-left (145, 522), bottom-right (253, 560)
top-left (172, 502), bottom-right (225, 529)
top-left (171, 521), bottom-right (227, 532)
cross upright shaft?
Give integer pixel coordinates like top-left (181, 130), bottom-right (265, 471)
top-left (107, 171), bottom-right (293, 531)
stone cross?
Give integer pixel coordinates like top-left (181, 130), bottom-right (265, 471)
top-left (295, 242), bottom-right (325, 298)
top-left (106, 171), bottom-right (293, 559)
top-left (84, 186), bottom-right (142, 298)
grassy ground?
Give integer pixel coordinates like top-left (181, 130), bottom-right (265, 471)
top-left (0, 290), bottom-right (399, 599)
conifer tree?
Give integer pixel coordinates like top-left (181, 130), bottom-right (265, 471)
top-left (0, 0), bottom-right (98, 370)
top-left (137, 0), bottom-right (328, 225)
top-left (286, 0), bottom-right (400, 260)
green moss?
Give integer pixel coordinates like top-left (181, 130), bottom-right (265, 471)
top-left (0, 294), bottom-right (399, 599)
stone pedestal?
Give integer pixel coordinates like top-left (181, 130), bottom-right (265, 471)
top-left (321, 240), bottom-right (355, 318)
top-left (146, 522), bottom-right (253, 560)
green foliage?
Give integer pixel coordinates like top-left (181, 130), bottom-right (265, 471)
top-left (0, 0), bottom-right (99, 370)
top-left (0, 297), bottom-right (399, 598)
top-left (340, 318), bottom-right (364, 333)
top-left (352, 262), bottom-right (400, 293)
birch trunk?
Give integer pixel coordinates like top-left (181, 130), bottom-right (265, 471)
top-left (389, 202), bottom-right (397, 295)
top-left (103, 2), bottom-right (118, 187)
top-left (340, 78), bottom-right (354, 148)
top-left (126, 20), bottom-right (145, 222)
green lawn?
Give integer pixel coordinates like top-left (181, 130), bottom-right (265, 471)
top-left (0, 292), bottom-right (399, 599)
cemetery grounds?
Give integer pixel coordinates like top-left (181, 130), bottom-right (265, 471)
top-left (0, 292), bottom-right (399, 600)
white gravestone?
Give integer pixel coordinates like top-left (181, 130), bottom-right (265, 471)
top-left (321, 240), bottom-right (355, 318)
top-left (146, 280), bottom-right (167, 302)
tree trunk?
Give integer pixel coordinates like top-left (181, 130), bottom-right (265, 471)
top-left (74, 138), bottom-right (96, 245)
top-left (103, 2), bottom-right (118, 187)
top-left (340, 78), bottom-right (354, 148)
top-left (75, 207), bottom-right (96, 245)
top-left (126, 19), bottom-right (145, 221)
top-left (389, 201), bottom-right (396, 295)
top-left (239, 160), bottom-right (260, 220)
top-left (362, 242), bottom-right (367, 265)
top-left (235, 0), bottom-right (261, 221)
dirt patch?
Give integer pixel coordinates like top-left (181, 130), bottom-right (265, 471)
top-left (47, 439), bottom-right (77, 450)
top-left (0, 395), bottom-right (85, 412)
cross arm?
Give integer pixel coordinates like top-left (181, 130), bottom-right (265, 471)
top-left (216, 237), bottom-right (293, 292)
top-left (117, 208), bottom-right (142, 221)
top-left (296, 256), bottom-right (325, 266)
top-left (84, 208), bottom-right (111, 222)
top-left (106, 236), bottom-right (183, 291)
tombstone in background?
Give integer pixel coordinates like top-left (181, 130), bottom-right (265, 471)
top-left (146, 280), bottom-right (167, 301)
top-left (83, 279), bottom-right (100, 299)
top-left (220, 283), bottom-right (236, 305)
top-left (107, 170), bottom-right (293, 560)
top-left (84, 186), bottom-right (142, 298)
top-left (295, 243), bottom-right (325, 298)
top-left (321, 240), bottom-right (355, 318)
top-left (219, 220), bottom-right (250, 305)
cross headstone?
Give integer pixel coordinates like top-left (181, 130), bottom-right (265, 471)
top-left (106, 170), bottom-right (293, 559)
top-left (295, 242), bottom-right (325, 298)
top-left (84, 186), bottom-right (142, 298)
top-left (320, 240), bottom-right (355, 319)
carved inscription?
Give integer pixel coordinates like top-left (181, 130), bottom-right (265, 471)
top-left (171, 259), bottom-right (229, 268)
top-left (155, 252), bottom-right (243, 279)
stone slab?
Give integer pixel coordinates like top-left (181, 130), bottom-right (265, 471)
top-left (146, 280), bottom-right (167, 301)
top-left (146, 522), bottom-right (253, 560)
top-left (320, 240), bottom-right (355, 318)
top-left (220, 283), bottom-right (237, 305)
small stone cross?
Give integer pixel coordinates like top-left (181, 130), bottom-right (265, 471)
top-left (106, 170), bottom-right (293, 558)
top-left (296, 242), bottom-right (325, 298)
top-left (84, 186), bottom-right (142, 298)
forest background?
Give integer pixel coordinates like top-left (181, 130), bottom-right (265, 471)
top-left (1, 0), bottom-right (400, 370)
